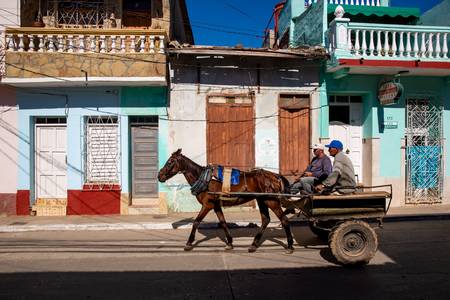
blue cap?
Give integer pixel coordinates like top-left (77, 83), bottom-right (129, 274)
top-left (325, 140), bottom-right (343, 150)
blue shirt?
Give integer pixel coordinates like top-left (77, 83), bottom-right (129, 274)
top-left (306, 155), bottom-right (332, 178)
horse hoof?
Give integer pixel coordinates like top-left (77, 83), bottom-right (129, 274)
top-left (248, 245), bottom-right (257, 253)
top-left (225, 244), bottom-right (234, 251)
top-left (285, 247), bottom-right (294, 254)
top-left (184, 244), bottom-right (194, 251)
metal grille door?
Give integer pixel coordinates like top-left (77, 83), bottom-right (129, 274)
top-left (406, 98), bottom-right (443, 204)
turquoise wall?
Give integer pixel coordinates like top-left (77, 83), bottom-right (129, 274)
top-left (292, 0), bottom-right (326, 47)
top-left (120, 86), bottom-right (168, 197)
top-left (17, 86), bottom-right (168, 205)
top-left (324, 74), bottom-right (449, 178)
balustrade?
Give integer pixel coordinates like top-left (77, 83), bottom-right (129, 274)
top-left (306, 0), bottom-right (382, 7)
top-left (327, 21), bottom-right (450, 60)
top-left (347, 25), bottom-right (449, 59)
top-left (5, 29), bottom-right (166, 55)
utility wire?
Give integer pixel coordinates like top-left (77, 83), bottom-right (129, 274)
top-left (0, 7), bottom-right (267, 39)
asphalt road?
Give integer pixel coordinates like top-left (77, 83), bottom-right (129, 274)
top-left (0, 219), bottom-right (449, 300)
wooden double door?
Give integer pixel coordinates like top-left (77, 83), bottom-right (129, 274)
top-left (207, 96), bottom-right (255, 170)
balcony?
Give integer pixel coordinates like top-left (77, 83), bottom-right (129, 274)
top-left (326, 19), bottom-right (450, 76)
top-left (306, 0), bottom-right (388, 7)
top-left (3, 27), bottom-right (167, 86)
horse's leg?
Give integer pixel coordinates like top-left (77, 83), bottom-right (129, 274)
top-left (268, 200), bottom-right (294, 254)
top-left (213, 202), bottom-right (233, 250)
top-left (185, 205), bottom-right (211, 251)
top-left (248, 199), bottom-right (271, 253)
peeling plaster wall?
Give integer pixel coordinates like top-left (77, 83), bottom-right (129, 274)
top-left (165, 56), bottom-right (322, 212)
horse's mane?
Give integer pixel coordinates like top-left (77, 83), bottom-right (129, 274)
top-left (180, 153), bottom-right (204, 173)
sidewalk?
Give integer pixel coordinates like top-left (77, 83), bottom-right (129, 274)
top-left (1, 204), bottom-right (450, 233)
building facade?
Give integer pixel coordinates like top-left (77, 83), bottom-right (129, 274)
top-left (0, 0), bottom-right (193, 215)
top-left (163, 46), bottom-right (326, 212)
top-left (273, 0), bottom-right (450, 206)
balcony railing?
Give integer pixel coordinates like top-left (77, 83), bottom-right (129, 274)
top-left (5, 28), bottom-right (166, 54)
top-left (306, 0), bottom-right (384, 7)
top-left (327, 20), bottom-right (450, 61)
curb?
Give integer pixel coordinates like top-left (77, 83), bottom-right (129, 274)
top-left (0, 221), bottom-right (273, 233)
top-left (0, 213), bottom-right (449, 233)
top-left (383, 213), bottom-right (450, 222)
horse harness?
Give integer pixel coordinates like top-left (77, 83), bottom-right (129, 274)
top-left (190, 165), bottom-right (249, 196)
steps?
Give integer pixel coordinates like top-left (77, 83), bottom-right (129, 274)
top-left (127, 198), bottom-right (161, 215)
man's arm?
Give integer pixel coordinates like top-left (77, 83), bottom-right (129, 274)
top-left (322, 160), bottom-right (343, 187)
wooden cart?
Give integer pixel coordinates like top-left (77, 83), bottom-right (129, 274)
top-left (210, 185), bottom-right (392, 266)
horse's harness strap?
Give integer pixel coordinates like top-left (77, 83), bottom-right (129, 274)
top-left (190, 166), bottom-right (213, 196)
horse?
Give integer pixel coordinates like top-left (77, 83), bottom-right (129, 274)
top-left (157, 149), bottom-right (294, 253)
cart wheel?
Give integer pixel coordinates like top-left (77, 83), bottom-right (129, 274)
top-left (329, 220), bottom-right (378, 266)
top-left (308, 220), bottom-right (334, 241)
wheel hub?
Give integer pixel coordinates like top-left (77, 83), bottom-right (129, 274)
top-left (343, 231), bottom-right (366, 256)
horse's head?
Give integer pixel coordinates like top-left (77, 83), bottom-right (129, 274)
top-left (158, 148), bottom-right (184, 182)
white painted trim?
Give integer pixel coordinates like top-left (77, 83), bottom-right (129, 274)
top-left (1, 77), bottom-right (167, 87)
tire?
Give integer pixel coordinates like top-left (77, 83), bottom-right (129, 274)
top-left (329, 220), bottom-right (378, 266)
top-left (308, 220), bottom-right (335, 241)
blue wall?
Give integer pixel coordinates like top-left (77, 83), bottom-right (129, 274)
top-left (325, 74), bottom-right (449, 178)
top-left (17, 86), bottom-right (168, 205)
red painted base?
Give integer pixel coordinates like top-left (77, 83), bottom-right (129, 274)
top-left (339, 58), bottom-right (450, 69)
top-left (0, 193), bottom-right (17, 216)
top-left (67, 189), bottom-right (121, 215)
top-left (16, 190), bottom-right (30, 215)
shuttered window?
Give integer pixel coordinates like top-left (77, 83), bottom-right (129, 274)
top-left (85, 116), bottom-right (120, 184)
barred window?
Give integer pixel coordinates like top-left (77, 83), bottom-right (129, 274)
top-left (85, 116), bottom-right (120, 184)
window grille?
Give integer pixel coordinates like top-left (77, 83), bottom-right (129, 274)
top-left (46, 0), bottom-right (115, 28)
top-left (84, 116), bottom-right (120, 186)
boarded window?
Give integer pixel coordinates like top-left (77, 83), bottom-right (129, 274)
top-left (85, 116), bottom-right (120, 183)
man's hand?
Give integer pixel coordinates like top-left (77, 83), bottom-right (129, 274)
top-left (303, 172), bottom-right (313, 177)
top-left (315, 184), bottom-right (325, 192)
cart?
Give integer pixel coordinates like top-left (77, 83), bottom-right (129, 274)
top-left (210, 185), bottom-right (392, 266)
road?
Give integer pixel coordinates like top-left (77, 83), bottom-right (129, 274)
top-left (0, 219), bottom-right (449, 299)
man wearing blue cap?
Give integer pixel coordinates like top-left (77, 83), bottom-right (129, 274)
top-left (315, 140), bottom-right (356, 194)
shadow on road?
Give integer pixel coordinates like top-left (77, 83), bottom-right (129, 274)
top-left (0, 262), bottom-right (449, 300)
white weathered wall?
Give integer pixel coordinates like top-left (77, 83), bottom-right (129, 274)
top-left (0, 0), bottom-right (20, 29)
top-left (164, 57), bottom-right (321, 212)
top-left (0, 86), bottom-right (18, 193)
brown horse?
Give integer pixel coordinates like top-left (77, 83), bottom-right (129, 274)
top-left (157, 149), bottom-right (294, 253)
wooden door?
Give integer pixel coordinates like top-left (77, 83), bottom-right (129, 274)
top-left (122, 0), bottom-right (152, 28)
top-left (279, 105), bottom-right (310, 180)
top-left (131, 124), bottom-right (158, 200)
top-left (36, 125), bottom-right (67, 199)
top-left (207, 98), bottom-right (254, 170)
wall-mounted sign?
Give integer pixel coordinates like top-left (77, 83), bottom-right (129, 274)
top-left (378, 81), bottom-right (403, 106)
top-left (383, 121), bottom-right (398, 129)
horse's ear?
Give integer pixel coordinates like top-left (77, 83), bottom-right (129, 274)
top-left (175, 148), bottom-right (182, 155)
